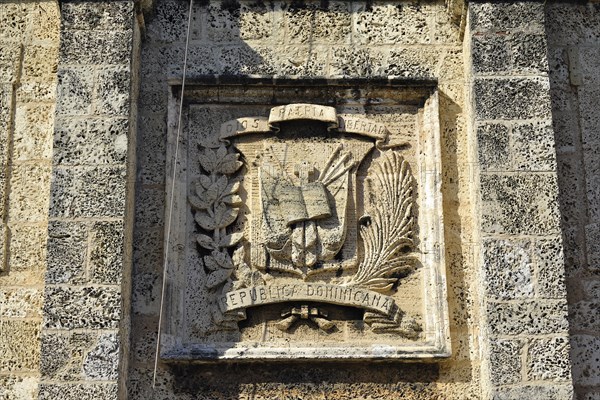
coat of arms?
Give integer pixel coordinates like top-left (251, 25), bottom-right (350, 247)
top-left (188, 104), bottom-right (423, 337)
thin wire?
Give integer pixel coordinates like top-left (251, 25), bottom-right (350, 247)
top-left (153, 0), bottom-right (194, 388)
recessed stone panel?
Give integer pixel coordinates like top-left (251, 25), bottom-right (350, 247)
top-left (160, 81), bottom-right (450, 361)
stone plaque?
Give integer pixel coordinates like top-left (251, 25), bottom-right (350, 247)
top-left (161, 83), bottom-right (450, 361)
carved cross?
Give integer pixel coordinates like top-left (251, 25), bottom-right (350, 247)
top-left (292, 162), bottom-right (318, 268)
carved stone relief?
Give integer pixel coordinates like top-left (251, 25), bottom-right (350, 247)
top-left (162, 85), bottom-right (449, 361)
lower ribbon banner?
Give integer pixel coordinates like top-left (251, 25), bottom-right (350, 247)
top-left (219, 283), bottom-right (396, 317)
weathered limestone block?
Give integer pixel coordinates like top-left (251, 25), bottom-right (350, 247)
top-left (54, 117), bottom-right (129, 165)
top-left (13, 103), bottom-right (55, 161)
top-left (535, 237), bottom-right (568, 299)
top-left (60, 1), bottom-right (133, 31)
top-left (134, 187), bottom-right (164, 228)
top-left (329, 47), bottom-right (384, 77)
top-left (480, 173), bottom-right (561, 235)
top-left (279, 45), bottom-right (329, 76)
top-left (570, 335), bottom-right (600, 387)
top-left (0, 376), bottom-right (38, 399)
top-left (39, 332), bottom-right (119, 383)
top-left (43, 286), bottom-right (121, 330)
top-left (586, 223), bottom-right (600, 269)
top-left (386, 48), bottom-right (444, 78)
top-left (59, 30), bottom-right (132, 65)
top-left (82, 333), bottom-right (120, 380)
top-left (491, 384), bottom-right (575, 400)
top-left (475, 121), bottom-right (557, 171)
top-left (471, 33), bottom-right (548, 75)
top-left (0, 224), bottom-right (6, 273)
top-left (569, 300), bottom-right (600, 333)
top-left (512, 122), bottom-right (557, 171)
top-left (354, 3), bottom-right (431, 45)
top-left (488, 338), bottom-right (524, 385)
top-left (7, 224), bottom-right (47, 273)
top-left (477, 124), bottom-right (510, 171)
top-left (7, 163), bottom-right (51, 222)
top-left (89, 221), bottom-right (125, 285)
top-left (132, 271), bottom-right (161, 316)
top-left (46, 221), bottom-right (87, 284)
top-left (0, 43), bottom-right (21, 84)
top-left (471, 35), bottom-right (511, 74)
top-left (96, 66), bottom-right (132, 116)
top-left (473, 77), bottom-right (552, 120)
top-left (0, 3), bottom-right (30, 41)
top-left (22, 45), bottom-right (59, 82)
top-left (220, 45), bottom-right (277, 75)
top-left (470, 2), bottom-right (545, 33)
top-left (49, 166), bottom-right (127, 219)
top-left (285, 2), bottom-right (352, 44)
top-left (0, 288), bottom-right (43, 319)
top-left (132, 229), bottom-right (162, 273)
top-left (482, 238), bottom-right (534, 300)
top-left (38, 383), bottom-right (118, 400)
top-left (527, 336), bottom-right (572, 382)
top-left (55, 68), bottom-right (94, 116)
top-left (146, 0), bottom-right (189, 42)
top-left (0, 320), bottom-right (40, 372)
top-left (487, 300), bottom-right (569, 336)
top-left (511, 33), bottom-right (549, 74)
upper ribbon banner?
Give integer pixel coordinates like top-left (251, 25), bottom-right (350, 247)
top-left (219, 103), bottom-right (389, 146)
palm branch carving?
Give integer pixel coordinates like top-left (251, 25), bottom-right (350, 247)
top-left (347, 152), bottom-right (415, 292)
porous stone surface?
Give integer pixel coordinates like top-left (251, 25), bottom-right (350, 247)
top-left (82, 333), bottom-right (120, 380)
top-left (38, 383), bottom-right (118, 400)
top-left (546, 3), bottom-right (600, 398)
top-left (490, 384), bottom-right (575, 400)
top-left (45, 221), bottom-right (87, 284)
top-left (480, 173), bottom-right (561, 235)
top-left (0, 320), bottom-right (40, 372)
top-left (469, 2), bottom-right (574, 398)
top-left (39, 331), bottom-right (119, 382)
top-left (0, 1), bottom-right (597, 399)
top-left (132, 0), bottom-right (476, 398)
top-left (0, 376), bottom-right (39, 400)
top-left (43, 286), bottom-right (121, 330)
top-left (36, 1), bottom-right (138, 399)
top-left (527, 336), bottom-right (572, 382)
top-left (40, 331), bottom-right (95, 380)
top-left (482, 239), bottom-right (534, 300)
top-left (0, 0), bottom-right (60, 395)
top-left (488, 338), bottom-right (524, 385)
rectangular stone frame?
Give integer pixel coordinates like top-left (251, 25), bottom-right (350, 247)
top-left (160, 78), bottom-right (450, 361)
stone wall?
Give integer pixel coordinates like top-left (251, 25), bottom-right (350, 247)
top-left (0, 1), bottom-right (597, 399)
top-left (129, 0), bottom-right (484, 398)
top-left (37, 1), bottom-right (139, 398)
top-left (546, 3), bottom-right (600, 399)
top-left (467, 2), bottom-right (573, 398)
top-left (0, 1), bottom-right (59, 398)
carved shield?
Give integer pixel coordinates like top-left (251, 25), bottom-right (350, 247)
top-left (232, 124), bottom-right (373, 277)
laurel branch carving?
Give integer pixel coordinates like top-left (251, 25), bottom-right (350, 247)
top-left (189, 144), bottom-right (246, 329)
